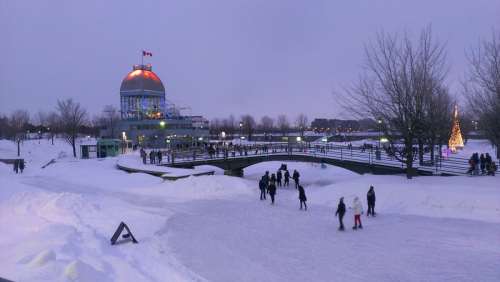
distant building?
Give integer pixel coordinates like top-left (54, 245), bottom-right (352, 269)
top-left (101, 64), bottom-right (209, 148)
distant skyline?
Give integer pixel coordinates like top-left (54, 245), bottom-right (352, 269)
top-left (1, 0), bottom-right (499, 121)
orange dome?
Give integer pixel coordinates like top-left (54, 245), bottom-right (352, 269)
top-left (120, 64), bottom-right (165, 93)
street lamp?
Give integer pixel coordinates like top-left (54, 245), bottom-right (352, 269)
top-left (377, 119), bottom-right (382, 148)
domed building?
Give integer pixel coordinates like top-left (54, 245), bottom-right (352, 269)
top-left (120, 64), bottom-right (166, 120)
top-left (103, 63), bottom-right (209, 149)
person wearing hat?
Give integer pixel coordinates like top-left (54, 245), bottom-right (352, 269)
top-left (335, 197), bottom-right (346, 231)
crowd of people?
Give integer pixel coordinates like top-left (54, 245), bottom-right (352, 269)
top-left (467, 152), bottom-right (497, 176)
top-left (257, 164), bottom-right (378, 231)
top-left (140, 148), bottom-right (167, 165)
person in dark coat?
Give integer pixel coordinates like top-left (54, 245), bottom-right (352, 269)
top-left (259, 176), bottom-right (267, 200)
top-left (268, 179), bottom-right (277, 204)
top-left (158, 150), bottom-right (163, 164)
top-left (284, 170), bottom-right (290, 187)
top-left (19, 159), bottom-right (25, 173)
top-left (263, 171), bottom-right (270, 187)
top-left (480, 154), bottom-right (486, 174)
top-left (270, 173), bottom-right (276, 185)
top-left (13, 159), bottom-right (19, 174)
top-left (292, 169), bottom-right (300, 189)
top-left (366, 186), bottom-right (376, 216)
top-left (335, 197), bottom-right (346, 231)
top-left (298, 185), bottom-right (307, 210)
top-left (276, 170), bottom-right (282, 187)
top-left (149, 151), bottom-right (154, 164)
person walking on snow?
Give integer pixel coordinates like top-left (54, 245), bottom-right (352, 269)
top-left (263, 171), bottom-right (270, 188)
top-left (292, 169), bottom-right (300, 189)
top-left (13, 159), bottom-right (19, 174)
top-left (19, 159), bottom-right (25, 173)
top-left (366, 186), bottom-right (376, 216)
top-left (259, 176), bottom-right (267, 200)
top-left (284, 170), bottom-right (290, 187)
top-left (352, 196), bottom-right (363, 230)
top-left (298, 185), bottom-right (307, 210)
top-left (276, 170), bottom-right (282, 187)
top-left (335, 197), bottom-right (346, 231)
top-left (270, 173), bottom-right (276, 185)
top-left (268, 179), bottom-right (277, 204)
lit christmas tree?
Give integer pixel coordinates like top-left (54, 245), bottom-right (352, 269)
top-left (448, 104), bottom-right (464, 153)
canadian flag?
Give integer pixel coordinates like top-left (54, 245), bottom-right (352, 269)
top-left (142, 50), bottom-right (153, 57)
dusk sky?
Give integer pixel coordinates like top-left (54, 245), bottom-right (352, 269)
top-left (1, 0), bottom-right (499, 120)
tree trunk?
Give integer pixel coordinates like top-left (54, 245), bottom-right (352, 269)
top-left (405, 139), bottom-right (414, 179)
top-left (17, 140), bottom-right (20, 157)
top-left (418, 139), bottom-right (424, 166)
top-left (430, 143), bottom-right (435, 165)
top-left (71, 136), bottom-right (77, 158)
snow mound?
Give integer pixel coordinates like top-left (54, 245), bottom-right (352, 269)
top-left (63, 260), bottom-right (107, 281)
top-left (162, 175), bottom-right (252, 201)
top-left (28, 249), bottom-right (56, 267)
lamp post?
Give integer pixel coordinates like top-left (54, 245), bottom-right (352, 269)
top-left (377, 119), bottom-right (382, 148)
top-left (239, 122), bottom-right (243, 145)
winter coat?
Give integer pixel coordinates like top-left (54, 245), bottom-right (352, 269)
top-left (259, 179), bottom-right (266, 190)
top-left (284, 171), bottom-right (290, 180)
top-left (293, 171), bottom-right (300, 180)
top-left (263, 174), bottom-right (270, 186)
top-left (298, 186), bottom-right (307, 201)
top-left (19, 160), bottom-right (25, 170)
top-left (277, 171), bottom-right (282, 180)
top-left (268, 183), bottom-right (277, 195)
top-left (353, 198), bottom-right (363, 215)
top-left (367, 190), bottom-right (376, 205)
top-left (270, 175), bottom-right (276, 183)
top-left (335, 201), bottom-right (346, 217)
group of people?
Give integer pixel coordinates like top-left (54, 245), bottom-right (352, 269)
top-left (140, 148), bottom-right (164, 165)
top-left (467, 152), bottom-right (497, 176)
top-left (258, 169), bottom-right (305, 208)
top-left (335, 186), bottom-right (377, 231)
top-left (12, 159), bottom-right (25, 174)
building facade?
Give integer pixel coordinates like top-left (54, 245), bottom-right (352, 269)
top-left (102, 64), bottom-right (209, 148)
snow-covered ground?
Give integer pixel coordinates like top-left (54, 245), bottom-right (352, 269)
top-left (0, 139), bottom-right (499, 281)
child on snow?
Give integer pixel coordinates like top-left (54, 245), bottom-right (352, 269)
top-left (335, 197), bottom-right (346, 231)
top-left (352, 196), bottom-right (363, 230)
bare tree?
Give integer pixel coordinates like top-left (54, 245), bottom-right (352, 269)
top-left (209, 118), bottom-right (222, 135)
top-left (101, 105), bottom-right (120, 138)
top-left (465, 30), bottom-right (500, 158)
top-left (240, 114), bottom-right (256, 140)
top-left (221, 115), bottom-right (237, 138)
top-left (0, 114), bottom-right (10, 138)
top-left (35, 111), bottom-right (48, 127)
top-left (342, 27), bottom-right (448, 178)
top-left (295, 113), bottom-right (309, 137)
top-left (56, 99), bottom-right (88, 158)
top-left (276, 114), bottom-right (290, 136)
top-left (46, 111), bottom-right (59, 145)
top-left (10, 110), bottom-right (30, 156)
top-left (422, 86), bottom-right (453, 162)
top-left (260, 116), bottom-right (274, 132)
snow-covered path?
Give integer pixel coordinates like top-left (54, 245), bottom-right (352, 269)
top-left (166, 195), bottom-right (500, 282)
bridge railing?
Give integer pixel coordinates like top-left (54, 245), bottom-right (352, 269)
top-left (160, 143), bottom-right (472, 176)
